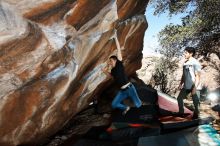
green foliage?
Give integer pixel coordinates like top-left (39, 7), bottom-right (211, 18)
top-left (153, 67), bottom-right (169, 93)
top-left (152, 0), bottom-right (220, 59)
top-left (151, 57), bottom-right (178, 94)
top-left (149, 0), bottom-right (220, 89)
top-left (151, 0), bottom-right (191, 16)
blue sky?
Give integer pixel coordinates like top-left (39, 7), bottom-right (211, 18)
top-left (143, 4), bottom-right (187, 56)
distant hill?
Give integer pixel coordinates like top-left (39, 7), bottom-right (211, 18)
top-left (137, 54), bottom-right (220, 96)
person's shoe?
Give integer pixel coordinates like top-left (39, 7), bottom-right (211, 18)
top-left (122, 107), bottom-right (130, 115)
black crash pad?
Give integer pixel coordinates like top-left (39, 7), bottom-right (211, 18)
top-left (161, 116), bottom-right (214, 131)
top-left (112, 105), bottom-right (159, 124)
top-left (73, 139), bottom-right (114, 146)
top-left (135, 86), bottom-right (158, 105)
top-left (111, 126), bottom-right (160, 141)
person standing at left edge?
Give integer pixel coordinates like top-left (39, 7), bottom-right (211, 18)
top-left (102, 30), bottom-right (142, 115)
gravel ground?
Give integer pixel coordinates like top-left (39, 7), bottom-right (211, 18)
top-left (43, 98), bottom-right (220, 146)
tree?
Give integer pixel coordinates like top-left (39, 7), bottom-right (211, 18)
top-left (151, 57), bottom-right (178, 94)
top-left (151, 0), bottom-right (220, 59)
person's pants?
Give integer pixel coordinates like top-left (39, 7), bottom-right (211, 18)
top-left (177, 88), bottom-right (200, 114)
top-left (112, 83), bottom-right (142, 111)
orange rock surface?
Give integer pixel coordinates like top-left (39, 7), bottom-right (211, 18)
top-left (0, 0), bottom-right (148, 145)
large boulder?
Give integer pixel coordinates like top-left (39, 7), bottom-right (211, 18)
top-left (0, 0), bottom-right (148, 145)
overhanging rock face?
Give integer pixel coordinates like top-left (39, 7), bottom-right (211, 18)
top-left (0, 0), bottom-right (148, 145)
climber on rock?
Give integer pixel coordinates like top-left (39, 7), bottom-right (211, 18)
top-left (102, 30), bottom-right (142, 115)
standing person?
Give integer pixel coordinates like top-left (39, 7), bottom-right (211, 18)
top-left (102, 30), bottom-right (142, 115)
top-left (177, 47), bottom-right (202, 119)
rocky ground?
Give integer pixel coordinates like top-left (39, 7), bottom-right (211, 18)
top-left (42, 106), bottom-right (111, 146)
top-left (42, 97), bottom-right (220, 146)
top-left (185, 98), bottom-right (220, 132)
